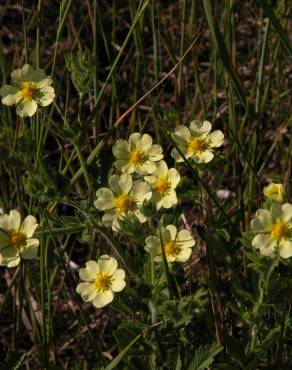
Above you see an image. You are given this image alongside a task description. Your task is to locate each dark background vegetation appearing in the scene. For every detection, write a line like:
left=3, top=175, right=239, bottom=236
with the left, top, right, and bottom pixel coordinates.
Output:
left=0, top=0, right=291, bottom=369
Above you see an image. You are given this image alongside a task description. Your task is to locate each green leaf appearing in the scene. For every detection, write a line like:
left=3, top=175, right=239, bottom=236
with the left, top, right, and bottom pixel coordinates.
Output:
left=202, top=0, right=247, bottom=109
left=257, top=0, right=292, bottom=56
left=187, top=343, right=223, bottom=370
left=104, top=334, right=142, bottom=370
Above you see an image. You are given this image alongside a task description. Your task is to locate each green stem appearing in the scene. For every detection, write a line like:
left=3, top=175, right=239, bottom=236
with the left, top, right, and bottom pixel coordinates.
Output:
left=73, top=142, right=93, bottom=195
left=88, top=0, right=149, bottom=123
left=250, top=259, right=279, bottom=353
left=51, top=0, right=74, bottom=78
left=158, top=227, right=176, bottom=299
left=40, top=217, right=49, bottom=368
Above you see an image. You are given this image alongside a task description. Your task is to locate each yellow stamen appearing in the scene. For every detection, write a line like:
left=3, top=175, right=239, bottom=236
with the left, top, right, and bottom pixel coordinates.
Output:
left=154, top=177, right=171, bottom=196
left=271, top=222, right=288, bottom=241
left=115, top=194, right=135, bottom=214
left=21, top=83, right=37, bottom=99
left=94, top=272, right=112, bottom=292
left=128, top=149, right=145, bottom=167
left=9, top=231, right=26, bottom=249
left=188, top=137, right=207, bottom=153
left=164, top=241, right=181, bottom=257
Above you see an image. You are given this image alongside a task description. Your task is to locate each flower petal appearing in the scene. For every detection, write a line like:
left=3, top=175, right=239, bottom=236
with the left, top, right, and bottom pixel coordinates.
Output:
left=279, top=240, right=292, bottom=259
left=281, top=203, right=292, bottom=222
left=252, top=234, right=276, bottom=256
left=133, top=210, right=147, bottom=223
left=270, top=203, right=284, bottom=221
left=145, top=235, right=160, bottom=256
left=20, top=215, right=38, bottom=237
left=92, top=291, right=114, bottom=308
left=160, top=190, right=178, bottom=209
left=7, top=210, right=21, bottom=231
left=79, top=260, right=100, bottom=281
left=35, top=86, right=55, bottom=106
left=137, top=134, right=153, bottom=151
left=189, top=120, right=212, bottom=136
left=255, top=209, right=273, bottom=226
left=0, top=245, right=19, bottom=259
left=129, top=132, right=142, bottom=147
left=168, top=168, right=180, bottom=188
left=132, top=181, right=151, bottom=204
left=165, top=225, right=177, bottom=240
left=157, top=161, right=169, bottom=177
left=11, top=64, right=35, bottom=84
left=160, top=227, right=172, bottom=244
left=94, top=188, right=115, bottom=211
left=146, top=144, right=163, bottom=161
left=76, top=282, right=98, bottom=302
left=207, top=130, right=224, bottom=147
left=171, top=147, right=188, bottom=163
left=172, top=126, right=191, bottom=144
left=251, top=217, right=268, bottom=232
left=0, top=85, right=22, bottom=105
left=34, top=77, right=52, bottom=88
left=98, top=255, right=118, bottom=275
left=4, top=256, right=21, bottom=268
left=109, top=174, right=132, bottom=195
left=0, top=231, right=9, bottom=249
left=20, top=239, right=39, bottom=259
left=193, top=150, right=214, bottom=163
left=118, top=174, right=133, bottom=194
left=177, top=229, right=195, bottom=248
left=0, top=214, right=10, bottom=230
left=102, top=211, right=117, bottom=228
left=16, top=98, right=38, bottom=117
left=176, top=247, right=192, bottom=262
left=111, top=269, right=126, bottom=292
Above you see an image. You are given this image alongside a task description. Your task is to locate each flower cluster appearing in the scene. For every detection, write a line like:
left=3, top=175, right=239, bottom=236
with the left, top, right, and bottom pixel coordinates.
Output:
left=84, top=123, right=223, bottom=306
left=0, top=64, right=55, bottom=117
left=0, top=117, right=223, bottom=309
left=251, top=183, right=292, bottom=259
left=94, top=132, right=180, bottom=231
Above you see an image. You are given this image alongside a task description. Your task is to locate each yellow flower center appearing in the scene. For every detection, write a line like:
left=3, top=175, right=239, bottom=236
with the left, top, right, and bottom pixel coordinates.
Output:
left=188, top=137, right=207, bottom=153
left=115, top=194, right=135, bottom=214
left=164, top=241, right=181, bottom=257
left=155, top=177, right=171, bottom=196
left=9, top=231, right=26, bottom=249
left=94, top=272, right=112, bottom=292
left=271, top=222, right=288, bottom=241
left=21, top=83, right=37, bottom=99
left=128, top=149, right=145, bottom=167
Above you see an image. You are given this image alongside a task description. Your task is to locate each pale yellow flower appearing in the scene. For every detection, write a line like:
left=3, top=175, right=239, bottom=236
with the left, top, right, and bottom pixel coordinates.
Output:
left=145, top=225, right=195, bottom=262
left=251, top=203, right=292, bottom=259
left=76, top=255, right=126, bottom=308
left=145, top=161, right=180, bottom=210
left=0, top=64, right=55, bottom=117
left=171, top=120, right=224, bottom=164
left=113, top=132, right=163, bottom=175
left=263, top=183, right=285, bottom=203
left=0, top=210, right=39, bottom=267
left=94, top=173, right=152, bottom=231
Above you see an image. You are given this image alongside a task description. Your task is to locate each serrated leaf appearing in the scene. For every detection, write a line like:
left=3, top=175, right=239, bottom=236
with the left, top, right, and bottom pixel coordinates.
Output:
left=0, top=351, right=25, bottom=370
left=187, top=343, right=223, bottom=370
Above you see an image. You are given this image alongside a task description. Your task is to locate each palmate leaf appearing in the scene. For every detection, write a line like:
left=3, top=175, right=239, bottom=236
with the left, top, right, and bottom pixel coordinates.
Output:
left=0, top=351, right=25, bottom=370
left=187, top=343, right=223, bottom=370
